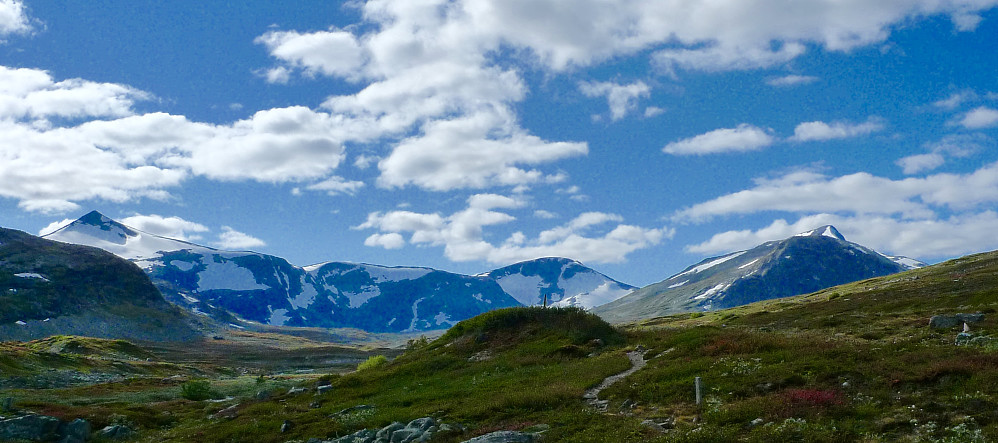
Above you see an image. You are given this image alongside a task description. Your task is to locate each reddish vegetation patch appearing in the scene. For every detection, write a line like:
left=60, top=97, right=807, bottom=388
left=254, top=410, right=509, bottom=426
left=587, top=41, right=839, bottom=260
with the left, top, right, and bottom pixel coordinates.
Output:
left=781, top=388, right=844, bottom=409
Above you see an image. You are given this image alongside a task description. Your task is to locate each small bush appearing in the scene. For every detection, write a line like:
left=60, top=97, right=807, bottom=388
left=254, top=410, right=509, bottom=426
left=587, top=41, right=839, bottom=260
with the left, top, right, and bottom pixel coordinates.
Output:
left=357, top=355, right=388, bottom=371
left=180, top=379, right=221, bottom=401
left=690, top=312, right=704, bottom=319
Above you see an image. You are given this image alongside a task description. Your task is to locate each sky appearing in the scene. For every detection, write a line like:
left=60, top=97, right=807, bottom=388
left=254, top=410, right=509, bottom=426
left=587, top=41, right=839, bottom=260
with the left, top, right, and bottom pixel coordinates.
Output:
left=1, top=0, right=998, bottom=287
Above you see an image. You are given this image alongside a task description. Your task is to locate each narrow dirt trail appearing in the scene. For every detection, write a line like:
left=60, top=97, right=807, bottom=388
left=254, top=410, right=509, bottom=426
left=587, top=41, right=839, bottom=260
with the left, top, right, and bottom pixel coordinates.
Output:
left=583, top=348, right=648, bottom=412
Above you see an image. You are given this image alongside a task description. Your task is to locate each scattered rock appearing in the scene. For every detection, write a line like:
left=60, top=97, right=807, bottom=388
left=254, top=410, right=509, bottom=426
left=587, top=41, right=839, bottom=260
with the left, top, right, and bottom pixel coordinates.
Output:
left=956, top=332, right=975, bottom=345
left=462, top=430, right=537, bottom=443
left=748, top=418, right=765, bottom=428
left=332, top=404, right=375, bottom=416
left=641, top=419, right=667, bottom=433
left=310, top=401, right=322, bottom=409
left=256, top=390, right=271, bottom=400
left=468, top=350, right=493, bottom=362
left=589, top=338, right=604, bottom=347
left=929, top=313, right=985, bottom=329
left=97, top=424, right=136, bottom=440
left=318, top=416, right=451, bottom=443
left=58, top=418, right=91, bottom=443
left=211, top=403, right=239, bottom=420
left=288, top=386, right=308, bottom=395
left=0, top=414, right=62, bottom=441
left=281, top=420, right=293, bottom=433
left=317, top=385, right=333, bottom=395
left=618, top=399, right=635, bottom=413
left=375, top=422, right=405, bottom=441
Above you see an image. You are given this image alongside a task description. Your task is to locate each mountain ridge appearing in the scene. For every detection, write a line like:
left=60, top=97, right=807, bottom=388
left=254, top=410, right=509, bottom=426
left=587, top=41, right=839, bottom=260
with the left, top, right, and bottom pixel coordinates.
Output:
left=593, top=225, right=922, bottom=324
left=43, top=211, right=635, bottom=332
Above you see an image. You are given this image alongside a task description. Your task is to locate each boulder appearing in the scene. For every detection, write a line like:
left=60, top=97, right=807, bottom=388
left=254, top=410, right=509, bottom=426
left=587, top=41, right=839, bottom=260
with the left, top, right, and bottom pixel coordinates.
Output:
left=462, top=430, right=537, bottom=443
left=0, top=415, right=62, bottom=441
left=929, top=313, right=985, bottom=329
left=317, top=385, right=334, bottom=395
left=58, top=419, right=91, bottom=443
left=97, top=424, right=136, bottom=440
left=375, top=422, right=404, bottom=440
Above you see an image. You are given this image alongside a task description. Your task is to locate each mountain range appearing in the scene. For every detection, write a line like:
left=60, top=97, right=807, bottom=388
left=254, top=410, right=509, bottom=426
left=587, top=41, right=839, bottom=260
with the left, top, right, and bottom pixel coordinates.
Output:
left=593, top=225, right=924, bottom=324
left=42, top=211, right=635, bottom=332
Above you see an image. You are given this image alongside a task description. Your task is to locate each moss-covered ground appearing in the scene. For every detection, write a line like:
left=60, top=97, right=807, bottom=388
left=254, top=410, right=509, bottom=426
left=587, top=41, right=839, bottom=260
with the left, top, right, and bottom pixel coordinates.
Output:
left=3, top=251, right=998, bottom=442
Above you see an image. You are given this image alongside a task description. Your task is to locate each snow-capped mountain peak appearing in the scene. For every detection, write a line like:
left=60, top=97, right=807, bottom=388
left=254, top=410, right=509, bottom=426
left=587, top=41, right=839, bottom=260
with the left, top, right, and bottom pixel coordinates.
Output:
left=793, top=225, right=845, bottom=241
left=45, top=211, right=208, bottom=261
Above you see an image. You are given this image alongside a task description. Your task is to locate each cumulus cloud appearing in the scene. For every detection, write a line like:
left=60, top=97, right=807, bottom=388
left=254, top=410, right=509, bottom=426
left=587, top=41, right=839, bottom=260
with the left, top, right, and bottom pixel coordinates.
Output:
left=0, top=0, right=31, bottom=37
left=789, top=117, right=884, bottom=142
left=959, top=106, right=998, bottom=129
left=118, top=214, right=210, bottom=241
left=687, top=212, right=998, bottom=260
left=766, top=75, right=819, bottom=87
left=0, top=67, right=360, bottom=213
left=255, top=29, right=366, bottom=80
left=675, top=161, right=998, bottom=222
left=38, top=218, right=75, bottom=236
left=215, top=226, right=266, bottom=250
left=933, top=90, right=978, bottom=110
left=663, top=124, right=774, bottom=155
left=578, top=80, right=651, bottom=121
left=376, top=110, right=587, bottom=191
left=896, top=134, right=988, bottom=175
left=355, top=194, right=670, bottom=264
left=305, top=176, right=365, bottom=196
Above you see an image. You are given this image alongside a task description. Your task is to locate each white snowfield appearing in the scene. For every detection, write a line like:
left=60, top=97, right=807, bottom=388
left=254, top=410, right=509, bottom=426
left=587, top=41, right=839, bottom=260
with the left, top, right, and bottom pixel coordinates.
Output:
left=14, top=273, right=49, bottom=281
left=672, top=251, right=747, bottom=280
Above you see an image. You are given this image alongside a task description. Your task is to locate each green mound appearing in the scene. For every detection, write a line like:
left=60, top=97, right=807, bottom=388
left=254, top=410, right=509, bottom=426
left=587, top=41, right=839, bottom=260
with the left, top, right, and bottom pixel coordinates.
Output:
left=439, top=306, right=624, bottom=350
left=26, top=335, right=154, bottom=359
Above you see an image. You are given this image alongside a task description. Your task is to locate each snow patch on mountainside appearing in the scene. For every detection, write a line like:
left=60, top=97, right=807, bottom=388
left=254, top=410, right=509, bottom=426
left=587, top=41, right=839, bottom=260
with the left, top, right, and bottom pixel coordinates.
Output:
left=196, top=258, right=268, bottom=291
left=673, top=251, right=747, bottom=279
left=268, top=308, right=290, bottom=326
left=15, top=273, right=49, bottom=281
left=404, top=298, right=426, bottom=332
left=495, top=274, right=548, bottom=306
left=360, top=265, right=433, bottom=283
left=343, top=286, right=381, bottom=308
left=555, top=273, right=632, bottom=309
left=694, top=283, right=729, bottom=300
left=290, top=277, right=318, bottom=309
left=738, top=259, right=759, bottom=269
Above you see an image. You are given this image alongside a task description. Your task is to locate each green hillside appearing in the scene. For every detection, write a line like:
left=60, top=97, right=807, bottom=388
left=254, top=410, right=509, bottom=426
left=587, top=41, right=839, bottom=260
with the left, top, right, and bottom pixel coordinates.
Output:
left=2, top=251, right=997, bottom=442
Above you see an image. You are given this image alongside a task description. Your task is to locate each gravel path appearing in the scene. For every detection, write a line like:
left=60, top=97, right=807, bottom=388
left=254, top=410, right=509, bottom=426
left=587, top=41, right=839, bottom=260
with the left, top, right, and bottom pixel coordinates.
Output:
left=583, top=348, right=648, bottom=412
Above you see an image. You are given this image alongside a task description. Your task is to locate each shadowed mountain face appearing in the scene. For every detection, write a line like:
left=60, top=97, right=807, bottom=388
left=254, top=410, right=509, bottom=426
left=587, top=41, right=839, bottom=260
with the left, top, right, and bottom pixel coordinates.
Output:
left=593, top=226, right=923, bottom=324
left=0, top=227, right=198, bottom=341
left=44, top=211, right=634, bottom=332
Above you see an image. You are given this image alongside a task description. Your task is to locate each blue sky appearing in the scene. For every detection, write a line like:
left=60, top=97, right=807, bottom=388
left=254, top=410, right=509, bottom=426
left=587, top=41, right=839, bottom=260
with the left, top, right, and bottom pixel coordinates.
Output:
left=2, top=0, right=998, bottom=286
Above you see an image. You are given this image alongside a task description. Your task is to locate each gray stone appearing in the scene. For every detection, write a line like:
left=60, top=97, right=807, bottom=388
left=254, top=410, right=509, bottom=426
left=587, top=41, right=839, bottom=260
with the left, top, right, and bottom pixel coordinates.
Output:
left=281, top=420, right=293, bottom=433
left=0, top=414, right=62, bottom=441
left=317, top=384, right=334, bottom=395
left=390, top=427, right=421, bottom=443
left=749, top=418, right=765, bottom=428
left=641, top=419, right=667, bottom=433
left=334, top=404, right=375, bottom=416
left=930, top=313, right=985, bottom=329
left=288, top=386, right=308, bottom=395
left=212, top=403, right=239, bottom=420
left=59, top=418, right=91, bottom=442
left=376, top=422, right=404, bottom=441
left=956, top=332, right=974, bottom=345
left=406, top=417, right=436, bottom=432
left=256, top=390, right=271, bottom=400
left=97, top=424, right=136, bottom=440
left=331, top=428, right=377, bottom=443
left=461, top=430, right=537, bottom=443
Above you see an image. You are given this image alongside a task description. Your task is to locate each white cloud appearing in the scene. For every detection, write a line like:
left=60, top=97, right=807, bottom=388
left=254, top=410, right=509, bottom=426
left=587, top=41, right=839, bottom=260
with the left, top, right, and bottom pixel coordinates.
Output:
left=766, top=75, right=818, bottom=87
left=896, top=153, right=945, bottom=175
left=255, top=29, right=366, bottom=80
left=356, top=194, right=670, bottom=264
left=534, top=209, right=557, bottom=219
left=0, top=0, right=31, bottom=36
left=687, top=212, right=998, bottom=260
left=933, top=90, right=977, bottom=110
left=0, top=66, right=152, bottom=121
left=789, top=117, right=884, bottom=142
left=663, top=124, right=774, bottom=155
left=215, top=226, right=266, bottom=250
left=119, top=214, right=210, bottom=241
left=306, top=176, right=365, bottom=196
left=376, top=109, right=587, bottom=191
left=896, top=134, right=988, bottom=174
left=38, top=218, right=75, bottom=236
left=676, top=161, right=998, bottom=222
left=959, top=106, right=998, bottom=129
left=644, top=106, right=665, bottom=118
left=578, top=80, right=650, bottom=121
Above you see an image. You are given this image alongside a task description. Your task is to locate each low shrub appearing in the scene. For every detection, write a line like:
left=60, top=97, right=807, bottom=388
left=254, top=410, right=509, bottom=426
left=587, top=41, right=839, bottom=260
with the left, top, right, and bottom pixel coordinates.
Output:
left=357, top=355, right=388, bottom=371
left=180, top=379, right=221, bottom=401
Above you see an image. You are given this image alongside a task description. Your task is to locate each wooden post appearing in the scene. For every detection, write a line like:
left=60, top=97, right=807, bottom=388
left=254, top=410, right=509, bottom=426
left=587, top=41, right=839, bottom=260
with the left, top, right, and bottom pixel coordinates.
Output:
left=543, top=293, right=548, bottom=308
left=695, top=377, right=702, bottom=407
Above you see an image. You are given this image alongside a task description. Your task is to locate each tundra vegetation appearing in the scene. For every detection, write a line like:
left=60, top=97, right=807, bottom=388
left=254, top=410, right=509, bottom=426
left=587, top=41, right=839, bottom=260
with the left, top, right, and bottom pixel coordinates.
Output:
left=2, top=251, right=998, bottom=442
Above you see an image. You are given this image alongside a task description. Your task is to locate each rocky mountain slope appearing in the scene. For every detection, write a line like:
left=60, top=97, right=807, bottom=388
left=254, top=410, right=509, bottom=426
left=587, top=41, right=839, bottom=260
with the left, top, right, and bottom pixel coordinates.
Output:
left=0, top=227, right=198, bottom=341
left=594, top=225, right=923, bottom=324
left=44, top=211, right=633, bottom=332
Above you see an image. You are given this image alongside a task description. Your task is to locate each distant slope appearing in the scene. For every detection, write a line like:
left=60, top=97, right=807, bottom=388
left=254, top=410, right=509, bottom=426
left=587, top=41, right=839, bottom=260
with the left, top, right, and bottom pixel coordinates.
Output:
left=594, top=225, right=918, bottom=324
left=486, top=257, right=635, bottom=309
left=0, top=227, right=198, bottom=341
left=45, top=212, right=634, bottom=332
